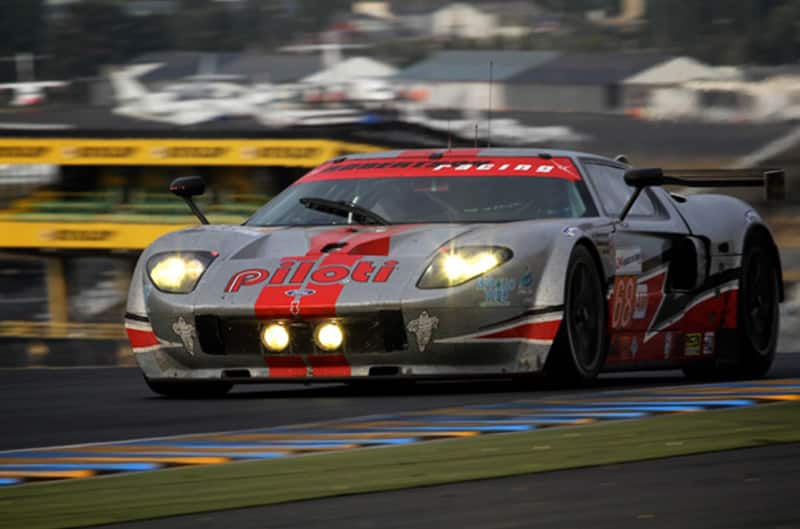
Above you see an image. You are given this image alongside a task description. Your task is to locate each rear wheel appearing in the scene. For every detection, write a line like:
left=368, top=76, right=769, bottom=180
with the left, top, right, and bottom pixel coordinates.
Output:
left=734, top=237, right=779, bottom=377
left=546, top=245, right=608, bottom=383
left=144, top=377, right=233, bottom=398
left=683, top=236, right=779, bottom=380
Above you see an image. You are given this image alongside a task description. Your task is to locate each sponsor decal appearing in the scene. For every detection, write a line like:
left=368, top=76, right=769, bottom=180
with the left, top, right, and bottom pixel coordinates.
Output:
left=303, top=157, right=581, bottom=182
left=615, top=247, right=642, bottom=275
left=703, top=332, right=715, bottom=355
left=0, top=146, right=49, bottom=158
left=663, top=331, right=673, bottom=359
left=285, top=288, right=317, bottom=316
left=225, top=258, right=397, bottom=293
left=243, top=146, right=322, bottom=159
left=433, top=162, right=558, bottom=173
left=407, top=311, right=439, bottom=352
left=611, top=276, right=636, bottom=329
left=42, top=229, right=114, bottom=242
left=684, top=333, right=702, bottom=356
left=63, top=146, right=136, bottom=159
left=152, top=146, right=229, bottom=159
left=633, top=283, right=648, bottom=320
left=562, top=226, right=579, bottom=238
left=476, top=277, right=516, bottom=307
left=518, top=271, right=534, bottom=296
left=172, top=316, right=196, bottom=355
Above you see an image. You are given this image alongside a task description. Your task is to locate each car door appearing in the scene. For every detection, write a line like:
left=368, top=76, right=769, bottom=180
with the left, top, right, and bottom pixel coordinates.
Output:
left=580, top=159, right=694, bottom=364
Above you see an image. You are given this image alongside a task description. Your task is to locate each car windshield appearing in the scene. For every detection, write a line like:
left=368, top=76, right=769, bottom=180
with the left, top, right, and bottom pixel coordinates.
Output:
left=247, top=176, right=591, bottom=226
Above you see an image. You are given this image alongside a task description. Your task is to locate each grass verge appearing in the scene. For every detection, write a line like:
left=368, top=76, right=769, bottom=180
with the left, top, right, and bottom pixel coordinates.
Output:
left=2, top=402, right=800, bottom=529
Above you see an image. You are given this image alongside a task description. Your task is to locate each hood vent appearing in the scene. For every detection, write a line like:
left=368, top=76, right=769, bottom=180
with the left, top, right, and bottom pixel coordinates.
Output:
left=320, top=242, right=348, bottom=253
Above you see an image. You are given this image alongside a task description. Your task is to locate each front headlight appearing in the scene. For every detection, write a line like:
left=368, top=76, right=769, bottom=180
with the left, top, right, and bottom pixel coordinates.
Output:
left=147, top=252, right=215, bottom=293
left=418, top=246, right=512, bottom=289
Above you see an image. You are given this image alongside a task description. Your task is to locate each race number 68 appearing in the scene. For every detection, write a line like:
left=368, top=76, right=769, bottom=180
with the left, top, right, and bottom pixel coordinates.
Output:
left=612, top=276, right=636, bottom=329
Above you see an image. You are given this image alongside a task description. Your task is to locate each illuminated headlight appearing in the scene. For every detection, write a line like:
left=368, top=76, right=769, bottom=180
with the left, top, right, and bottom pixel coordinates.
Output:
left=261, top=323, right=290, bottom=352
left=146, top=252, right=215, bottom=293
left=314, top=321, right=344, bottom=351
left=418, top=246, right=512, bottom=288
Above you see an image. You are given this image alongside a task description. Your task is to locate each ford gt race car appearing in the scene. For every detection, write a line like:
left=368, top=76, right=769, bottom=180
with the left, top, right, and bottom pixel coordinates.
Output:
left=125, top=148, right=784, bottom=397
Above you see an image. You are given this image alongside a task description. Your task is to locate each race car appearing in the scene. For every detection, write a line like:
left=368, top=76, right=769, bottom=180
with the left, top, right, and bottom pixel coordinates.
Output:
left=125, top=148, right=784, bottom=397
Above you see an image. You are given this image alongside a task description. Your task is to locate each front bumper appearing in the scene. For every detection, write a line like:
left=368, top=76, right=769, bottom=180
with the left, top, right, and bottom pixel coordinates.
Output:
left=126, top=308, right=562, bottom=382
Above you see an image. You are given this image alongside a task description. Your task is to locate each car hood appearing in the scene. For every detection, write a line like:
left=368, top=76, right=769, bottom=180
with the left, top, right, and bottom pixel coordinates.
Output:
left=145, top=220, right=570, bottom=318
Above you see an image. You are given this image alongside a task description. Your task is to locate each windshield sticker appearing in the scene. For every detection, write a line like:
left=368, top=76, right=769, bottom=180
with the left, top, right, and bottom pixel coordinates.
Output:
left=301, top=156, right=581, bottom=182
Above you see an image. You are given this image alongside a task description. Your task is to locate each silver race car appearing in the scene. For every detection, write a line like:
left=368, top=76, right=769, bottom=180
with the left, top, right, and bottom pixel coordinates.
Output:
left=126, top=148, right=784, bottom=397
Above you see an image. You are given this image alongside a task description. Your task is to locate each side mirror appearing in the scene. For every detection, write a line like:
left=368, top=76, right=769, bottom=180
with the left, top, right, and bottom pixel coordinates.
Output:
left=618, top=168, right=664, bottom=223
left=623, top=168, right=664, bottom=188
left=169, top=176, right=209, bottom=224
left=169, top=175, right=205, bottom=198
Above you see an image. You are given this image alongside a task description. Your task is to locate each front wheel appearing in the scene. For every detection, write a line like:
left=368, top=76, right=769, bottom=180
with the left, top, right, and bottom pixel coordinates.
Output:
left=144, top=377, right=233, bottom=398
left=546, top=245, right=608, bottom=383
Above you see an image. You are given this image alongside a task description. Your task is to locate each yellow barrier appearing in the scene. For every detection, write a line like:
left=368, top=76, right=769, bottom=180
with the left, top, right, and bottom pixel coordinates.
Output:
left=0, top=221, right=187, bottom=249
left=0, top=138, right=382, bottom=166
left=0, top=321, right=124, bottom=340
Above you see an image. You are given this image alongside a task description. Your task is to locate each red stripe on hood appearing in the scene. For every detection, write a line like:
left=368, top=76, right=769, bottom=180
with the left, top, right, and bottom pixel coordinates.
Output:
left=254, top=227, right=409, bottom=319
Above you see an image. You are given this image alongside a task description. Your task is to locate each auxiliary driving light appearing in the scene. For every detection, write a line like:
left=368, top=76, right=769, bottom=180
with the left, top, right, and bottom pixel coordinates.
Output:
left=261, top=323, right=290, bottom=352
left=314, top=322, right=344, bottom=351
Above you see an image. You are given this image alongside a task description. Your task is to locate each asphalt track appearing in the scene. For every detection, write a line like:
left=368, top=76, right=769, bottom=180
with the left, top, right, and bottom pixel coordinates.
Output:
left=93, top=443, right=800, bottom=529
left=2, top=353, right=799, bottom=451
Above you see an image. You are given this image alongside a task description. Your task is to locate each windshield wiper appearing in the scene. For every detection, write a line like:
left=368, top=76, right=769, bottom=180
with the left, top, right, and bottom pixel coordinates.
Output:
left=299, top=197, right=389, bottom=225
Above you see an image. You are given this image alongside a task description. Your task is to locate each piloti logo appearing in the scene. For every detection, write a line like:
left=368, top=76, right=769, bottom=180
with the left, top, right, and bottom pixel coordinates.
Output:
left=225, top=258, right=397, bottom=293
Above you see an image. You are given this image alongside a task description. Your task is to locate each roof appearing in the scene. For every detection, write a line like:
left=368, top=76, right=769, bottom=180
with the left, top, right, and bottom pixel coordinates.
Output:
left=220, top=53, right=324, bottom=84
left=341, top=147, right=604, bottom=161
left=131, top=51, right=324, bottom=84
left=394, top=50, right=560, bottom=82
left=133, top=52, right=240, bottom=83
left=623, top=57, right=725, bottom=85
left=508, top=52, right=673, bottom=85
left=302, top=57, right=397, bottom=84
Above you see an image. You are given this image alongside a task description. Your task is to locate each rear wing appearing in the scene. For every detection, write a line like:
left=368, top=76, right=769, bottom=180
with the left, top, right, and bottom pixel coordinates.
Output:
left=656, top=169, right=785, bottom=201
left=621, top=167, right=785, bottom=221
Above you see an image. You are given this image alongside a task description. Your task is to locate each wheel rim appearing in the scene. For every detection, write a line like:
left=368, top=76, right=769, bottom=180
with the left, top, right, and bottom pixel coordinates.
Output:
left=744, top=250, right=776, bottom=353
left=567, top=262, right=602, bottom=370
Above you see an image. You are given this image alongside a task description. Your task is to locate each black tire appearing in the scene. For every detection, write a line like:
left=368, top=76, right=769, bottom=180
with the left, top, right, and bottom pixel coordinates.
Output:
left=734, top=237, right=780, bottom=377
left=546, top=244, right=608, bottom=383
left=682, top=235, right=779, bottom=380
left=144, top=377, right=233, bottom=398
